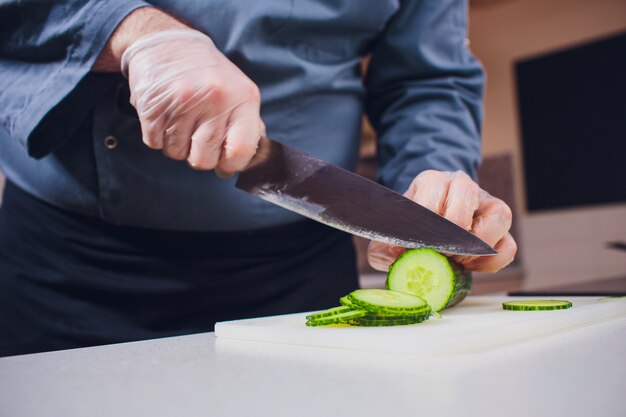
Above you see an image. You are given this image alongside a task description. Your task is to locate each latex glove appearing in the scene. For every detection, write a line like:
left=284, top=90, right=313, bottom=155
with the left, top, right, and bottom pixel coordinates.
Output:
left=121, top=30, right=264, bottom=177
left=368, top=170, right=517, bottom=273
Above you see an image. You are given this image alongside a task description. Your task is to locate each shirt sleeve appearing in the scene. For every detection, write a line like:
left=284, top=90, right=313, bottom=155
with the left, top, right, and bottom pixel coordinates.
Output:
left=0, top=0, right=150, bottom=158
left=365, top=0, right=485, bottom=194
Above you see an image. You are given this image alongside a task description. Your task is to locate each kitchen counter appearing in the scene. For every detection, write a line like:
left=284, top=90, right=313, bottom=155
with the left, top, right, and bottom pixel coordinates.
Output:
left=1, top=296, right=625, bottom=417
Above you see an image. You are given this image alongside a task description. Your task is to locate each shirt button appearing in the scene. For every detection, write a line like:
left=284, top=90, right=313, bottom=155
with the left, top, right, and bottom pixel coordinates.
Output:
left=103, top=135, right=118, bottom=150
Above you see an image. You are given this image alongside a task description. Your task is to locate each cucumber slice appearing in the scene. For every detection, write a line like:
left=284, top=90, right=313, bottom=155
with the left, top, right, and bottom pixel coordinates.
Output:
left=339, top=295, right=359, bottom=309
left=502, top=300, right=573, bottom=311
left=348, top=314, right=429, bottom=327
left=362, top=311, right=431, bottom=321
left=347, top=289, right=431, bottom=315
left=306, top=306, right=352, bottom=321
left=306, top=289, right=435, bottom=327
left=306, top=309, right=367, bottom=326
left=386, top=248, right=472, bottom=312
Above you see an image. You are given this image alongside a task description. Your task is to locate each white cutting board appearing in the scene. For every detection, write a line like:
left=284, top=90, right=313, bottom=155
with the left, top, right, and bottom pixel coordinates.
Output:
left=215, top=296, right=626, bottom=355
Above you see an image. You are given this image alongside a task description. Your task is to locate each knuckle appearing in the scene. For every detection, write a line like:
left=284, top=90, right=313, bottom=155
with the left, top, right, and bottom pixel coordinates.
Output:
left=141, top=126, right=162, bottom=149
left=163, top=146, right=188, bottom=161
left=504, top=234, right=518, bottom=258
left=170, top=80, right=196, bottom=102
left=470, top=214, right=485, bottom=233
left=226, top=142, right=256, bottom=161
left=193, top=129, right=224, bottom=147
left=453, top=170, right=477, bottom=189
left=496, top=200, right=514, bottom=227
left=503, top=205, right=514, bottom=225
left=213, top=168, right=234, bottom=179
left=187, top=158, right=216, bottom=171
left=165, top=136, right=180, bottom=148
left=244, top=82, right=261, bottom=102
left=488, top=235, right=517, bottom=273
left=418, top=169, right=442, bottom=180
left=143, top=137, right=161, bottom=150
left=413, top=170, right=445, bottom=187
left=207, top=85, right=226, bottom=106
left=171, top=153, right=188, bottom=161
left=452, top=169, right=470, bottom=179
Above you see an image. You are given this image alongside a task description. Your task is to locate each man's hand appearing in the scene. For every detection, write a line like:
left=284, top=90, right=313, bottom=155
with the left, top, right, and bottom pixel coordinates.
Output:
left=94, top=8, right=264, bottom=177
left=368, top=170, right=517, bottom=273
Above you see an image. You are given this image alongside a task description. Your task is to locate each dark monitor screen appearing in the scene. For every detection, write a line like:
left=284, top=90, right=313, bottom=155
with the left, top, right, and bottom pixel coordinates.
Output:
left=516, top=32, right=626, bottom=212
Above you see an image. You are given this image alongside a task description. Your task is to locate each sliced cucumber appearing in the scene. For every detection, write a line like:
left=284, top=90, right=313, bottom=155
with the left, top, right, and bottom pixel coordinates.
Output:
left=339, top=295, right=359, bottom=309
left=366, top=311, right=430, bottom=321
left=386, top=248, right=472, bottom=312
left=348, top=315, right=429, bottom=327
left=306, top=289, right=434, bottom=328
left=305, top=306, right=352, bottom=321
left=306, top=309, right=367, bottom=326
left=347, top=289, right=431, bottom=315
left=502, top=300, right=572, bottom=311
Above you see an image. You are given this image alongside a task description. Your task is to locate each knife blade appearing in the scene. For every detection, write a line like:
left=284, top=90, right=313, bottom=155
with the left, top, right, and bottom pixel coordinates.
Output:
left=236, top=137, right=496, bottom=256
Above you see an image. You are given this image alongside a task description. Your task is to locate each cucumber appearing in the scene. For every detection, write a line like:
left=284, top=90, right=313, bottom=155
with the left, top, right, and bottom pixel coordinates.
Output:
left=305, top=306, right=353, bottom=321
left=305, top=309, right=367, bottom=326
left=386, top=248, right=472, bottom=312
left=339, top=295, right=359, bottom=309
left=306, top=289, right=433, bottom=327
left=348, top=309, right=431, bottom=326
left=347, top=289, right=431, bottom=315
left=502, top=300, right=572, bottom=311
left=348, top=316, right=428, bottom=326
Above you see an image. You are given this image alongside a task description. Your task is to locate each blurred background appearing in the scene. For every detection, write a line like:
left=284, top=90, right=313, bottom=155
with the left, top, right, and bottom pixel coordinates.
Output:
left=357, top=0, right=626, bottom=293
left=1, top=0, right=625, bottom=294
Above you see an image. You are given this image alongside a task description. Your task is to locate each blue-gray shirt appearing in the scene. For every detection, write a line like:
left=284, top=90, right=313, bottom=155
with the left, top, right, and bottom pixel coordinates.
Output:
left=0, top=0, right=484, bottom=231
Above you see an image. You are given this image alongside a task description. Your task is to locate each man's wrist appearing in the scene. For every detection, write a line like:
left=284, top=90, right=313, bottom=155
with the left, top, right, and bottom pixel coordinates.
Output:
left=93, top=7, right=191, bottom=72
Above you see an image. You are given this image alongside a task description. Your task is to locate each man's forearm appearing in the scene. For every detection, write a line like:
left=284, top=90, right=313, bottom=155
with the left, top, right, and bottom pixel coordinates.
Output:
left=93, top=7, right=191, bottom=72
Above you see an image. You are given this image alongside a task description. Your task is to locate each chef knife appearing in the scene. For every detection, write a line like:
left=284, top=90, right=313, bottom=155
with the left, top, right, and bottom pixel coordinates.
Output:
left=236, top=137, right=496, bottom=256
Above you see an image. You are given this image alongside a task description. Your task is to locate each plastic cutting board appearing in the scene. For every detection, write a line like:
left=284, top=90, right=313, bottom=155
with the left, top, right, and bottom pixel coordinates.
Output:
left=215, top=296, right=626, bottom=355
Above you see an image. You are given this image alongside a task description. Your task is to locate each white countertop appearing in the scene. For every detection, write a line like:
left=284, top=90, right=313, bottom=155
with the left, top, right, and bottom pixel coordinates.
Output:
left=1, top=297, right=625, bottom=417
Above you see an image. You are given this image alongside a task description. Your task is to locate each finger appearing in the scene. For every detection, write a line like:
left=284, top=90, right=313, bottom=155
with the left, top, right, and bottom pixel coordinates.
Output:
left=162, top=118, right=195, bottom=160
left=442, top=171, right=480, bottom=231
left=451, top=190, right=513, bottom=265
left=405, top=170, right=452, bottom=214
left=160, top=82, right=212, bottom=159
left=214, top=103, right=262, bottom=178
left=135, top=88, right=175, bottom=149
left=187, top=117, right=228, bottom=170
left=460, top=233, right=517, bottom=273
left=367, top=241, right=407, bottom=272
left=470, top=190, right=513, bottom=247
left=259, top=119, right=267, bottom=137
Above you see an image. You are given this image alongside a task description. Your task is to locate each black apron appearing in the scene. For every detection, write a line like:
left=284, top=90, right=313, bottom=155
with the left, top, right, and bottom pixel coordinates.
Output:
left=0, top=181, right=358, bottom=357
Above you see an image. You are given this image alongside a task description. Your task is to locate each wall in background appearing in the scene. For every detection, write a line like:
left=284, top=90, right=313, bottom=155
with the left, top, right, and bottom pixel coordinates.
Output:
left=469, top=0, right=626, bottom=288
left=469, top=0, right=626, bottom=205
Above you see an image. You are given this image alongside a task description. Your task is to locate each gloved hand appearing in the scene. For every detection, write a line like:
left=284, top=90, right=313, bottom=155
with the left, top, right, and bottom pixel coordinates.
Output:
left=368, top=170, right=517, bottom=272
left=121, top=30, right=264, bottom=177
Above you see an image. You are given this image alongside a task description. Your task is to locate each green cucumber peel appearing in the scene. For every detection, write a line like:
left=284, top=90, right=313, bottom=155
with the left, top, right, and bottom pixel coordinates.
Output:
left=502, top=300, right=573, bottom=311
left=306, top=309, right=367, bottom=326
left=306, top=306, right=353, bottom=321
